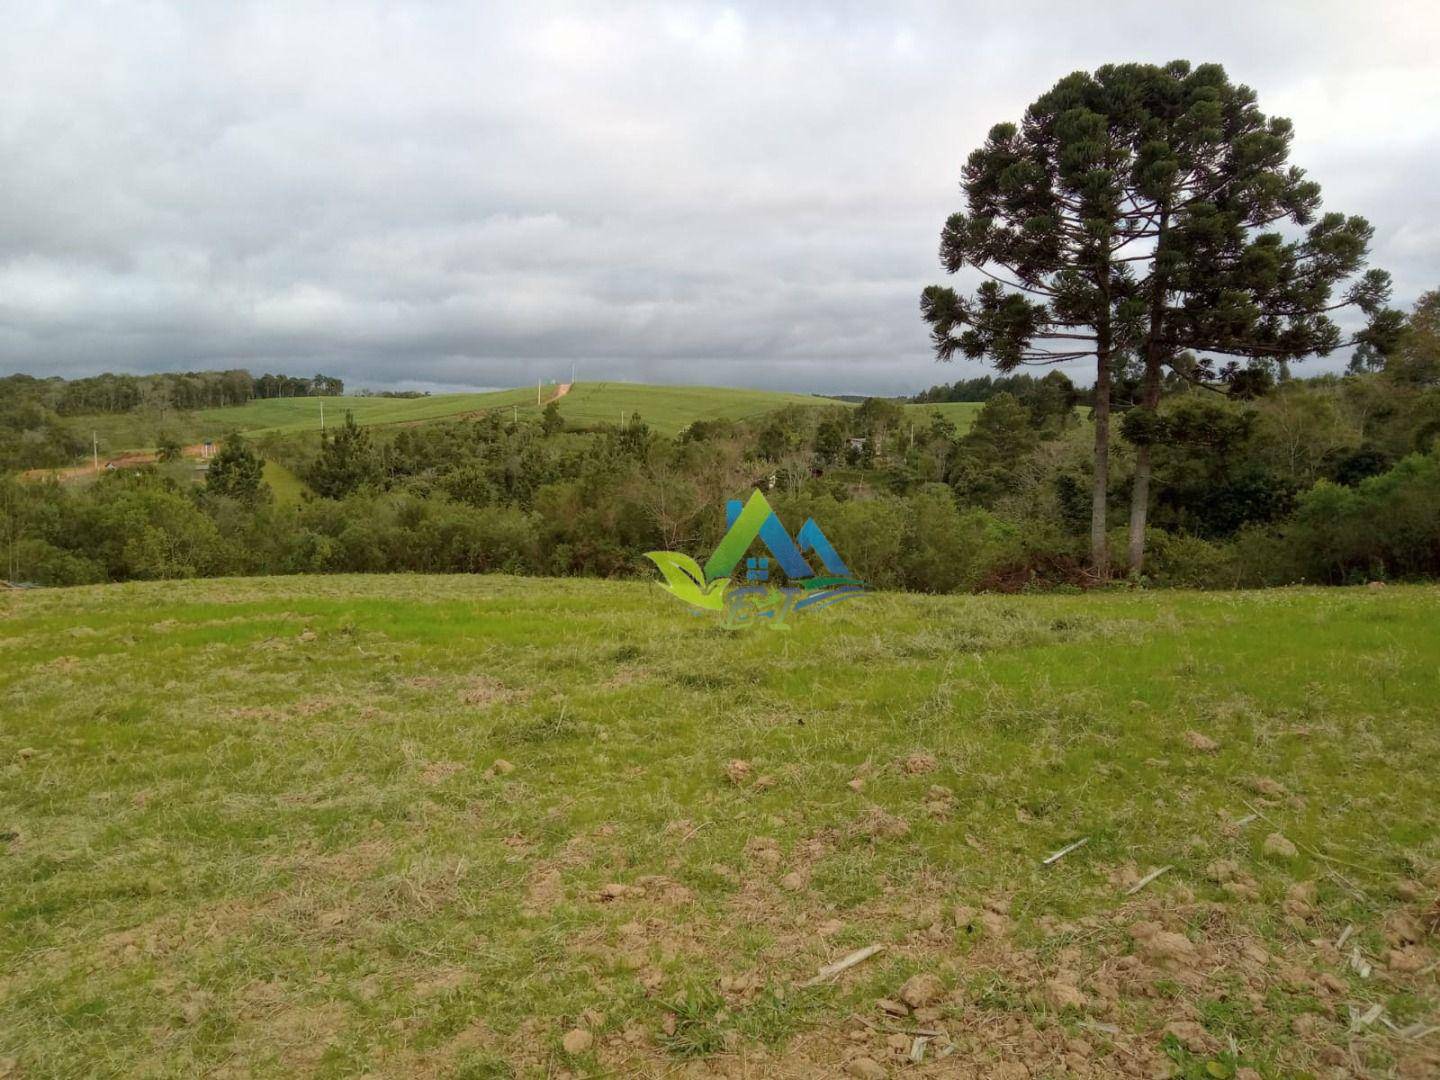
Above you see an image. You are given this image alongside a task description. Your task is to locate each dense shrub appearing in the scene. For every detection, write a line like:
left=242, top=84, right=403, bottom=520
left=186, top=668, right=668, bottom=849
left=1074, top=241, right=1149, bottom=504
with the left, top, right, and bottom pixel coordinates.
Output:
left=1129, top=529, right=1233, bottom=589
left=5, top=363, right=1440, bottom=594
left=1281, top=450, right=1440, bottom=582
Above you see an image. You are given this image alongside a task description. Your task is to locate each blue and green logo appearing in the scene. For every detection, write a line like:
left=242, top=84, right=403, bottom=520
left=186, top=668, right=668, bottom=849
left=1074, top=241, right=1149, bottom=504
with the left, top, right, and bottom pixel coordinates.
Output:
left=645, top=490, right=865, bottom=626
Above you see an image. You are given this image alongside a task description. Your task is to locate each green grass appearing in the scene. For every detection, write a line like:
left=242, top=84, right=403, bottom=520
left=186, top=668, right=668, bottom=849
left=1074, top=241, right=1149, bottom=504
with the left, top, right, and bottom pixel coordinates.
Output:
left=553, top=381, right=842, bottom=435
left=59, top=382, right=882, bottom=453
left=261, top=461, right=309, bottom=506
left=4, top=578, right=1436, bottom=1077
left=60, top=411, right=217, bottom=460
left=57, top=392, right=534, bottom=458
left=903, top=400, right=982, bottom=433
left=196, top=388, right=539, bottom=438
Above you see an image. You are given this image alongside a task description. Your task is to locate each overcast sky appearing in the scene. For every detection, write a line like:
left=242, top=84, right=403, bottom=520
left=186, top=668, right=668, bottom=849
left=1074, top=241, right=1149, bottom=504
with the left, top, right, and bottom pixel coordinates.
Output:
left=2, top=2, right=1437, bottom=395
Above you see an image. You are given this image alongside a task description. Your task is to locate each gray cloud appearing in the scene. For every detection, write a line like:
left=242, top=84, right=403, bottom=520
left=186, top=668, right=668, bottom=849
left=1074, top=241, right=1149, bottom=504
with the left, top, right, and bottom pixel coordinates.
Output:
left=1, top=1, right=1437, bottom=394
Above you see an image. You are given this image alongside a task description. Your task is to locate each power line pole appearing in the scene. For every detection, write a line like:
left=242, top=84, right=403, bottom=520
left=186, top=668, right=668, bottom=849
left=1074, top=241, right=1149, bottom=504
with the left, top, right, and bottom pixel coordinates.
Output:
left=92, top=431, right=98, bottom=471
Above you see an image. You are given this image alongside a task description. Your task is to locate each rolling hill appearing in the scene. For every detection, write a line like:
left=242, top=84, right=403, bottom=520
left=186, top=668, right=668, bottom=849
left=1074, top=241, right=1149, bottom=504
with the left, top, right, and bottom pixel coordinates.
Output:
left=556, top=381, right=838, bottom=434
left=54, top=382, right=982, bottom=457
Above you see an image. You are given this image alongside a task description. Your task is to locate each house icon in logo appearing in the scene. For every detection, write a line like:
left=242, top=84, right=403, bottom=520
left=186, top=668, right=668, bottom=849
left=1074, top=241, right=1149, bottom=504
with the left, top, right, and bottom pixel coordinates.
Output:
left=645, top=490, right=865, bottom=621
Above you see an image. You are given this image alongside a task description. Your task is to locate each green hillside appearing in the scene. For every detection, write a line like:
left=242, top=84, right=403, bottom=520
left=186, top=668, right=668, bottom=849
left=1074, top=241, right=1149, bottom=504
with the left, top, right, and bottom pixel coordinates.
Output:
left=56, top=389, right=533, bottom=456
left=55, top=382, right=947, bottom=454
left=195, top=387, right=537, bottom=438
left=3, top=576, right=1436, bottom=1077
left=903, top=399, right=982, bottom=433
left=260, top=460, right=309, bottom=505
left=555, top=381, right=841, bottom=434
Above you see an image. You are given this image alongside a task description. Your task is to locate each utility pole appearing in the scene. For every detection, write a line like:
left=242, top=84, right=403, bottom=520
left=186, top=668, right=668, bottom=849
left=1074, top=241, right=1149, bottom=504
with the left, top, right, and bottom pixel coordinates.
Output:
left=537, top=377, right=542, bottom=406
left=92, top=431, right=98, bottom=471
left=571, top=361, right=576, bottom=385
left=320, top=399, right=325, bottom=433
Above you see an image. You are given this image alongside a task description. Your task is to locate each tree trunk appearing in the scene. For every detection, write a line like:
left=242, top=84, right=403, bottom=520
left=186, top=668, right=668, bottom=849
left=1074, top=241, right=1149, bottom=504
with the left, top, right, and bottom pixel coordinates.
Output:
left=1090, top=316, right=1113, bottom=580
left=1127, top=209, right=1170, bottom=576
left=1125, top=366, right=1163, bottom=572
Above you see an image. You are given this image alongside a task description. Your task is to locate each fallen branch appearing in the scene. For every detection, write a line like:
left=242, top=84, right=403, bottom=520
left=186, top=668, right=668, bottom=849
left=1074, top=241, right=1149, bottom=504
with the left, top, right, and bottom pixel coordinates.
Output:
left=801, top=944, right=883, bottom=987
left=1042, top=837, right=1088, bottom=866
left=1349, top=1002, right=1384, bottom=1032
left=909, top=1035, right=930, bottom=1064
left=851, top=1013, right=942, bottom=1038
left=1349, top=946, right=1373, bottom=979
left=1124, top=865, right=1172, bottom=896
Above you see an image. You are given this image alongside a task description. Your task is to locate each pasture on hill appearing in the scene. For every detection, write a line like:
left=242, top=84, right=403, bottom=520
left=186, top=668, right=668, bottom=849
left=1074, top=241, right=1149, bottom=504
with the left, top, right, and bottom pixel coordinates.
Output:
left=52, top=382, right=978, bottom=460
left=2, top=577, right=1437, bottom=1078
left=195, top=388, right=540, bottom=438
left=51, top=389, right=533, bottom=460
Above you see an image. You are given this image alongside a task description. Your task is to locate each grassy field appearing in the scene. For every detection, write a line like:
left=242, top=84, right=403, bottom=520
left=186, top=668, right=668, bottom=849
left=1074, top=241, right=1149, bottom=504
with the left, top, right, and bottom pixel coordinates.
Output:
left=4, top=578, right=1436, bottom=1078
left=56, top=392, right=527, bottom=457
left=902, top=400, right=982, bottom=434
left=555, top=382, right=840, bottom=435
left=261, top=461, right=309, bottom=506
left=57, top=384, right=981, bottom=457
left=60, top=412, right=218, bottom=460
left=195, top=389, right=540, bottom=439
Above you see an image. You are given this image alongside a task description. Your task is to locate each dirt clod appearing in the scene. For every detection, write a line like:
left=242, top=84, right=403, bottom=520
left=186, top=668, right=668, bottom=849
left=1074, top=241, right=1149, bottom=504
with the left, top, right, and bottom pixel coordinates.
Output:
left=1249, top=776, right=1287, bottom=799
left=898, top=972, right=944, bottom=1009
left=1205, top=859, right=1241, bottom=883
left=901, top=752, right=937, bottom=775
left=1129, top=921, right=1197, bottom=967
left=1262, top=832, right=1298, bottom=860
left=851, top=806, right=910, bottom=841
left=1043, top=976, right=1087, bottom=1011
left=725, top=759, right=752, bottom=785
left=1283, top=880, right=1317, bottom=919
left=561, top=1028, right=593, bottom=1054
left=1387, top=947, right=1426, bottom=972
left=1385, top=910, right=1424, bottom=946
left=1164, top=1019, right=1219, bottom=1054
left=847, top=1057, right=886, bottom=1079
left=1183, top=730, right=1220, bottom=752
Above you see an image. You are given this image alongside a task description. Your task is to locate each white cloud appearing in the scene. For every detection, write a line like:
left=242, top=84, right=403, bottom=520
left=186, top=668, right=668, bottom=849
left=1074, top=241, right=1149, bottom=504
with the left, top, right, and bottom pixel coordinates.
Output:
left=0, top=0, right=1436, bottom=394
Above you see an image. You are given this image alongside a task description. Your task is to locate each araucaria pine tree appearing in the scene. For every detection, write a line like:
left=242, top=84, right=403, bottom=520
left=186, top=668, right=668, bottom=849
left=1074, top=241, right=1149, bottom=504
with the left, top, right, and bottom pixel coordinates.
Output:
left=922, top=62, right=1402, bottom=578
left=1104, top=62, right=1402, bottom=573
left=921, top=69, right=1138, bottom=578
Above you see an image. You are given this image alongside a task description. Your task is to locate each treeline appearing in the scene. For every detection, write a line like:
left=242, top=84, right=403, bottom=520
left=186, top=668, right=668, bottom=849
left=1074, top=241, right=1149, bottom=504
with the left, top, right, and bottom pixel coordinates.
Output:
left=5, top=369, right=345, bottom=414
left=912, top=372, right=1079, bottom=406
left=4, top=351, right=1438, bottom=590
left=0, top=369, right=345, bottom=471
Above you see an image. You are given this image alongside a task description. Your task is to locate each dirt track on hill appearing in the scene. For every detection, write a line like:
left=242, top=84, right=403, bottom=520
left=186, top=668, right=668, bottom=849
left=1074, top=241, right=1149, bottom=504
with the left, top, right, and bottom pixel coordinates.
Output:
left=21, top=443, right=209, bottom=482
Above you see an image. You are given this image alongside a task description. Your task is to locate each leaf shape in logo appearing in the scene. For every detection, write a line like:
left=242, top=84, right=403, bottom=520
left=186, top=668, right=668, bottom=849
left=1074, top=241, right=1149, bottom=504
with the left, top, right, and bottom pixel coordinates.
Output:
left=644, top=551, right=731, bottom=611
